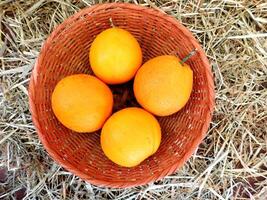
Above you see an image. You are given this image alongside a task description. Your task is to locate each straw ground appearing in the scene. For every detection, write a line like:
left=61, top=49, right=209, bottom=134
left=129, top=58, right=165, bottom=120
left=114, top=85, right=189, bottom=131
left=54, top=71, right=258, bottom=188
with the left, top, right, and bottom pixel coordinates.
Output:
left=0, top=0, right=266, bottom=199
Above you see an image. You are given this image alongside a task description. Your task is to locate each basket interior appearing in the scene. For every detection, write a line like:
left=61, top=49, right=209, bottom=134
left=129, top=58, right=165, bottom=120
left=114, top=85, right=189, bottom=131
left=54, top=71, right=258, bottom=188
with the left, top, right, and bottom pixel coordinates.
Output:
left=32, top=5, right=212, bottom=187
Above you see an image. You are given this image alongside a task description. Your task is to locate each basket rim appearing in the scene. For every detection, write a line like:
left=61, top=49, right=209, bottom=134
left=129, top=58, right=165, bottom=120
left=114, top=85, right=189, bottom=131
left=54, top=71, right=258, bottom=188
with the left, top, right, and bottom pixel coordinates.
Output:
left=28, top=2, right=215, bottom=188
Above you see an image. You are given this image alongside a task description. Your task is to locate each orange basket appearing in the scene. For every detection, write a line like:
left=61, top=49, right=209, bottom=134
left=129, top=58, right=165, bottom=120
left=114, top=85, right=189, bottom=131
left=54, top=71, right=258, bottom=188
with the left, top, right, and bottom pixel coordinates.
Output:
left=29, top=3, right=214, bottom=188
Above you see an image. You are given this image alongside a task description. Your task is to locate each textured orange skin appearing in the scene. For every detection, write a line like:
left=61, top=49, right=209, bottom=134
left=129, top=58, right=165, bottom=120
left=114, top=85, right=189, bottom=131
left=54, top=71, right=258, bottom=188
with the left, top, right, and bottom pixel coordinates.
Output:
left=89, top=27, right=142, bottom=84
left=51, top=74, right=113, bottom=133
left=134, top=55, right=193, bottom=116
left=101, top=107, right=161, bottom=167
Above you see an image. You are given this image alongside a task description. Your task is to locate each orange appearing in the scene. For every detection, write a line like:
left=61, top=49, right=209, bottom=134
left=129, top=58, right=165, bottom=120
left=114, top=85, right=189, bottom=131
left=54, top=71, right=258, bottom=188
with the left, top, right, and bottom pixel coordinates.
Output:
left=134, top=55, right=193, bottom=116
left=51, top=74, right=113, bottom=133
left=89, top=27, right=142, bottom=84
left=101, top=107, right=161, bottom=167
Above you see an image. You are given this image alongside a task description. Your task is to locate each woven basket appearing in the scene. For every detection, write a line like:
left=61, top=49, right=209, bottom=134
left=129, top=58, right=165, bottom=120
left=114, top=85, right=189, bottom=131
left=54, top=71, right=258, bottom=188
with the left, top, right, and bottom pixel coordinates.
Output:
left=29, top=3, right=214, bottom=188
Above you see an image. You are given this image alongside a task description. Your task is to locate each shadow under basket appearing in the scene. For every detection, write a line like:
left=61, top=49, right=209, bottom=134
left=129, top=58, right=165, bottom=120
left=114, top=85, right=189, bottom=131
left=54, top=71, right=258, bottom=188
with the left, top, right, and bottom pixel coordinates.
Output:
left=29, top=3, right=215, bottom=188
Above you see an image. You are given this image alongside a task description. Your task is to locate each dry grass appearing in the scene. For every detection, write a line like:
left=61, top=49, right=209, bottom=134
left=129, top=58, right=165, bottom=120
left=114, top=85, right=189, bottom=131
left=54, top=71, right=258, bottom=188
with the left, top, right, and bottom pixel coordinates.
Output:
left=0, top=0, right=267, bottom=199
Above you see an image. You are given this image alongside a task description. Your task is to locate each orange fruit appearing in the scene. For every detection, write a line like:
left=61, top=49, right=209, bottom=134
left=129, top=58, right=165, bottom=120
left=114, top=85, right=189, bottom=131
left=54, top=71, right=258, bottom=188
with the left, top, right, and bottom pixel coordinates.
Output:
left=89, top=27, right=142, bottom=84
left=51, top=74, right=113, bottom=133
left=134, top=55, right=193, bottom=116
left=101, top=107, right=161, bottom=167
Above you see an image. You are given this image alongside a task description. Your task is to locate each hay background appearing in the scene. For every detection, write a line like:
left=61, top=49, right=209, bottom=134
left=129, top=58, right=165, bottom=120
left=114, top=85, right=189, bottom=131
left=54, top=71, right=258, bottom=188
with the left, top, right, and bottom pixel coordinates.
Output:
left=0, top=0, right=266, bottom=199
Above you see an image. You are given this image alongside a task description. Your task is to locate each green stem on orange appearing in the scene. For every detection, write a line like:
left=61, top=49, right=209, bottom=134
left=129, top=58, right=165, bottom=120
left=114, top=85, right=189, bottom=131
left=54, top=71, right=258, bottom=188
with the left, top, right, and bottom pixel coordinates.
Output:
left=180, top=48, right=198, bottom=66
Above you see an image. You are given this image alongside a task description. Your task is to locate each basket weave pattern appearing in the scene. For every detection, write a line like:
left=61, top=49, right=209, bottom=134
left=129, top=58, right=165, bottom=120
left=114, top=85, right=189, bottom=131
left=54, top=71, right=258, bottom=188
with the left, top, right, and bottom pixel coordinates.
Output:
left=29, top=3, right=214, bottom=188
